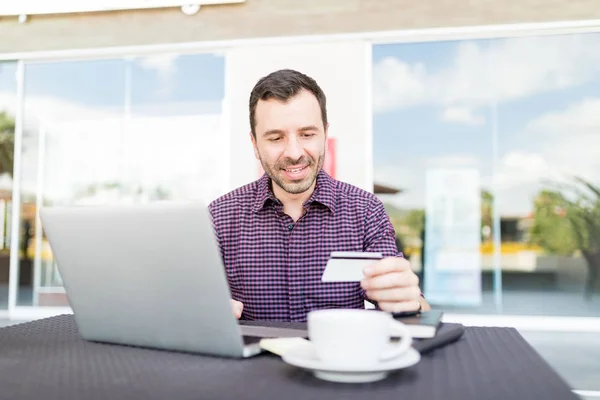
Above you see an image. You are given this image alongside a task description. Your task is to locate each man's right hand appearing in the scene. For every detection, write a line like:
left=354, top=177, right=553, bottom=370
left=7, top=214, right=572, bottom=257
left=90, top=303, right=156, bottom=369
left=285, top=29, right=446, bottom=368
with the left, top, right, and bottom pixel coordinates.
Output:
left=231, top=299, right=243, bottom=319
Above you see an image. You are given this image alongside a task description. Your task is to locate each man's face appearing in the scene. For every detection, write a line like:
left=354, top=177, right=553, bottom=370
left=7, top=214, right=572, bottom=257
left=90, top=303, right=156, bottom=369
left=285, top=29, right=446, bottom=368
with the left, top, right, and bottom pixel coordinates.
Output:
left=251, top=89, right=327, bottom=195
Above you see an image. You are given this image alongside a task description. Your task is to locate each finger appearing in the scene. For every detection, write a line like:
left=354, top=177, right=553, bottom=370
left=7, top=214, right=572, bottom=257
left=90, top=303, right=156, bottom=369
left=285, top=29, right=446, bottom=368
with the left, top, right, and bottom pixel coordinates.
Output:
left=377, top=300, right=422, bottom=313
left=231, top=299, right=243, bottom=319
left=363, top=257, right=411, bottom=277
left=361, top=270, right=419, bottom=290
left=235, top=304, right=243, bottom=319
left=365, top=286, right=422, bottom=302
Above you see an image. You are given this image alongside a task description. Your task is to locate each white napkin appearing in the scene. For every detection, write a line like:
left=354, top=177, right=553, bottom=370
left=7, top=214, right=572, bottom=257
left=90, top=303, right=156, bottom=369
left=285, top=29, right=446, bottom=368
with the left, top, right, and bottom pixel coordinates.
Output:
left=259, top=337, right=310, bottom=356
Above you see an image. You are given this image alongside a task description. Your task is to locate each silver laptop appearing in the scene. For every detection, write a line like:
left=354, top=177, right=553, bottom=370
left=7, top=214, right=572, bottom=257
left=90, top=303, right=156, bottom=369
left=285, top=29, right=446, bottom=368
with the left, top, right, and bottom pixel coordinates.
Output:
left=40, top=202, right=307, bottom=358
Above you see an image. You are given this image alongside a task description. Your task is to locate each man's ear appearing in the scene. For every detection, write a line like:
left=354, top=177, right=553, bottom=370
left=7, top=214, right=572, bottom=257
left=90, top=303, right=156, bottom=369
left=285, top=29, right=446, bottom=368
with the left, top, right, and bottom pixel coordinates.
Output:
left=250, top=131, right=260, bottom=160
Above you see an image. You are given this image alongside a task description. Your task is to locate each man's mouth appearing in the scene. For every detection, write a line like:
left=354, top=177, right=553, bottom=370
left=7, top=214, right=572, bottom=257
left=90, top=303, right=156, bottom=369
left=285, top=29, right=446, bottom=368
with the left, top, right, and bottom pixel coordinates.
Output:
left=284, top=165, right=308, bottom=173
left=281, top=164, right=310, bottom=180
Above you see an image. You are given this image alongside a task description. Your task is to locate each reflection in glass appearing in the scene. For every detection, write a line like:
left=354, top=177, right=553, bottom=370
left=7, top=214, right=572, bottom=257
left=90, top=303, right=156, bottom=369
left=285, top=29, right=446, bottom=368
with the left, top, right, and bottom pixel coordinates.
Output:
left=373, top=32, right=600, bottom=316
left=372, top=39, right=496, bottom=309
left=17, top=53, right=226, bottom=308
left=494, top=33, right=600, bottom=315
left=19, top=58, right=127, bottom=306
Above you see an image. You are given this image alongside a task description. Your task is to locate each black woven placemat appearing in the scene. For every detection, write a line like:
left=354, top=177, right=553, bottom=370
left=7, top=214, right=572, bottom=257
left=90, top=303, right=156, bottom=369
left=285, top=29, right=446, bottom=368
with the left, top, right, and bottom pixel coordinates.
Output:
left=0, top=315, right=577, bottom=400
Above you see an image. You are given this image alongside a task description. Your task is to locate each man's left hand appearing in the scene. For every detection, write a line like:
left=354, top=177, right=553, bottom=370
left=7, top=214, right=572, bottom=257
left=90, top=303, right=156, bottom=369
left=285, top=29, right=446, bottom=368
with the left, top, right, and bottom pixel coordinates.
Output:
left=360, top=257, right=428, bottom=312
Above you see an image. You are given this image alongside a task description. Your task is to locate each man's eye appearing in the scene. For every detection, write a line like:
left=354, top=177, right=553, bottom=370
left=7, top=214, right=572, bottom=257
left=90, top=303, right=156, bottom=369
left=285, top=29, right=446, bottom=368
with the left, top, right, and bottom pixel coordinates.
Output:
left=301, top=133, right=315, bottom=138
left=268, top=137, right=282, bottom=142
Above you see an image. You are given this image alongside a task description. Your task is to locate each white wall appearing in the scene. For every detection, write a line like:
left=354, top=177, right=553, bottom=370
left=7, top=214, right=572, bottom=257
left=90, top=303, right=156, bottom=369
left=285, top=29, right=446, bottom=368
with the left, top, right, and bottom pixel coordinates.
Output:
left=225, top=40, right=372, bottom=192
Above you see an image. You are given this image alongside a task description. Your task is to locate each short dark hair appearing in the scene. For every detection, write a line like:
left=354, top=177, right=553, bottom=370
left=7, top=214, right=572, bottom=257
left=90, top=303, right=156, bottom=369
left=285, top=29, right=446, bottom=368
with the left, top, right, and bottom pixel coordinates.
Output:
left=249, top=69, right=327, bottom=137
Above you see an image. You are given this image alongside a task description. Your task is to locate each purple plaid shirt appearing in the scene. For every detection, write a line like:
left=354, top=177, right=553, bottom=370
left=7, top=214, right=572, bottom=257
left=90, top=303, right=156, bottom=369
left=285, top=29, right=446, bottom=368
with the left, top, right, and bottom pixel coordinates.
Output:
left=208, top=170, right=400, bottom=322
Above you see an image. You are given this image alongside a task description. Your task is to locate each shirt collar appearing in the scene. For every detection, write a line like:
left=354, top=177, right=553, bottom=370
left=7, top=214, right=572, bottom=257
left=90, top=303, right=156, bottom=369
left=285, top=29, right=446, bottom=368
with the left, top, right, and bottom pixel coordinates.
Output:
left=252, top=169, right=337, bottom=214
left=252, top=173, right=276, bottom=212
left=306, top=170, right=337, bottom=214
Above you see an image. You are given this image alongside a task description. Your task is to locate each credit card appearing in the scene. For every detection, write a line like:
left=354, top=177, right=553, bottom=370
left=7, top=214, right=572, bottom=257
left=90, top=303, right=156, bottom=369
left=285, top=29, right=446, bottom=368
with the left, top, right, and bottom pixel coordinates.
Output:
left=321, top=252, right=383, bottom=282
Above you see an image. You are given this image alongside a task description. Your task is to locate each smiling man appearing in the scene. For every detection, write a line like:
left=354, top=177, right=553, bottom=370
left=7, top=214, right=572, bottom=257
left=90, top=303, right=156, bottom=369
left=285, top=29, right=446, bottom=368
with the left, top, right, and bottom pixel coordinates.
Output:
left=209, top=69, right=429, bottom=322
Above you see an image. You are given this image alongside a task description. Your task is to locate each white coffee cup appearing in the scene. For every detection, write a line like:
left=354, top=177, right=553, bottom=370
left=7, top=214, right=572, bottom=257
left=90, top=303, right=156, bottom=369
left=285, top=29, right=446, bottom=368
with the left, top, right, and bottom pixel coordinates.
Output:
left=307, top=309, right=412, bottom=368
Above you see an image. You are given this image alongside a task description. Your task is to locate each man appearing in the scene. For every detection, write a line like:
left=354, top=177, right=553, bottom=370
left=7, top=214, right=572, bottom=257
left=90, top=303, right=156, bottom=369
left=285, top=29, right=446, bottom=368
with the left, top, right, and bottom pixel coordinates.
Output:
left=209, top=69, right=429, bottom=322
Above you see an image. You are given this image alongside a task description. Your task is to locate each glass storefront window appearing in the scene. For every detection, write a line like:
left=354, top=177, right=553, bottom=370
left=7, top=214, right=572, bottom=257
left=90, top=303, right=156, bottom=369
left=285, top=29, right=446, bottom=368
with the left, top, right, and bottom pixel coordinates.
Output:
left=373, top=33, right=600, bottom=316
left=13, top=52, right=226, bottom=308
left=372, top=39, right=497, bottom=310
left=494, top=33, right=600, bottom=316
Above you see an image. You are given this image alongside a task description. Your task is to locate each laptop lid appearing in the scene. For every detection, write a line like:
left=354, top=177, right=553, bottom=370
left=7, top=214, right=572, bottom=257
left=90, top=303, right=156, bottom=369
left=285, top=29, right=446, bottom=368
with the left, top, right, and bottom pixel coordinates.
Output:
left=40, top=202, right=248, bottom=358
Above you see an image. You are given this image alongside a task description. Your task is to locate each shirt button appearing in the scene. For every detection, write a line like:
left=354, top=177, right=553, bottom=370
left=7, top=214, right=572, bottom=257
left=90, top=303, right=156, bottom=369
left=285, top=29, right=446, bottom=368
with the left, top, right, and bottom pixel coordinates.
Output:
left=287, top=224, right=294, bottom=231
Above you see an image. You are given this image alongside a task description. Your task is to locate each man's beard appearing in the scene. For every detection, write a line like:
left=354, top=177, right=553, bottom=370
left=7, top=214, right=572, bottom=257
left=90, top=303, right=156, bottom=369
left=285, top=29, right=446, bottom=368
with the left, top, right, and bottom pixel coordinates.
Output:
left=260, top=152, right=325, bottom=195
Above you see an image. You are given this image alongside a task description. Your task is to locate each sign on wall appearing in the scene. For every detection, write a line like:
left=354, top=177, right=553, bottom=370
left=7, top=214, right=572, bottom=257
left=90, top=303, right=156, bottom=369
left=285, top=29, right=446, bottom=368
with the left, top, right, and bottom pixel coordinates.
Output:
left=423, top=168, right=482, bottom=306
left=0, top=0, right=245, bottom=16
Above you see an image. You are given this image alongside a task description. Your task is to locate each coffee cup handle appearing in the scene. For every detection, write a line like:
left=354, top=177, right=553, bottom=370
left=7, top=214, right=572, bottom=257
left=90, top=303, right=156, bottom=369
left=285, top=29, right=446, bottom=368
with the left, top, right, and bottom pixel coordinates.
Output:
left=381, top=320, right=412, bottom=361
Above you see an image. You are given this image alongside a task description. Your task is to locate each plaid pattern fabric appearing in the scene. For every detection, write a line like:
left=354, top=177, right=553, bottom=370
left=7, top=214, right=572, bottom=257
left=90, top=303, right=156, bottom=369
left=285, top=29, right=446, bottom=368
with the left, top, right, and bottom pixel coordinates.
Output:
left=208, top=170, right=401, bottom=322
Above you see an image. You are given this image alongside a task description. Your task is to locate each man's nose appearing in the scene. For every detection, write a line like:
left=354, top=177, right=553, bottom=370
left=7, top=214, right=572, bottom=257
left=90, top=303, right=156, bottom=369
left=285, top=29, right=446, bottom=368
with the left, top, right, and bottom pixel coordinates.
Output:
left=283, top=137, right=303, bottom=161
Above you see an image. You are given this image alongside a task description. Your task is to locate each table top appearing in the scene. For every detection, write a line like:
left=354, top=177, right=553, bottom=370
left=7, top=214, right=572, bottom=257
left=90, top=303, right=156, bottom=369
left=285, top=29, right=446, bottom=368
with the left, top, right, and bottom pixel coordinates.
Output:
left=0, top=315, right=577, bottom=400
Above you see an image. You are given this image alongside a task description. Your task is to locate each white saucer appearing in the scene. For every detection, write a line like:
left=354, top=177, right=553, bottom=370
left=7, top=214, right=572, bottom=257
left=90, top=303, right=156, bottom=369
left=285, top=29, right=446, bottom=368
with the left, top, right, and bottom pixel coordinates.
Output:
left=281, top=342, right=421, bottom=383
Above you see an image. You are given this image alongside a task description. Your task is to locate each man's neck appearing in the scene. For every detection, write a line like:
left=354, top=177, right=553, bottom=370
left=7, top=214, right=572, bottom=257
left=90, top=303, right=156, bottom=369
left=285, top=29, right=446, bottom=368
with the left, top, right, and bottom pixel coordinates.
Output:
left=272, top=181, right=316, bottom=222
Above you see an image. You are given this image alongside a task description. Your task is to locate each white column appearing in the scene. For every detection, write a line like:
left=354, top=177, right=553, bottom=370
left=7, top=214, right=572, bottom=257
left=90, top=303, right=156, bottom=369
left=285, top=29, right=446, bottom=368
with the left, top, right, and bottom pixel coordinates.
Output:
left=225, top=41, right=372, bottom=192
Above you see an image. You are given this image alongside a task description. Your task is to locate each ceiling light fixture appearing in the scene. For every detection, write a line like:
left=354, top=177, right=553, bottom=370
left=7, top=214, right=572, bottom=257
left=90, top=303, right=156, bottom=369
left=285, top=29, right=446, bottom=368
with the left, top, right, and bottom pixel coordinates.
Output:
left=181, top=4, right=201, bottom=15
